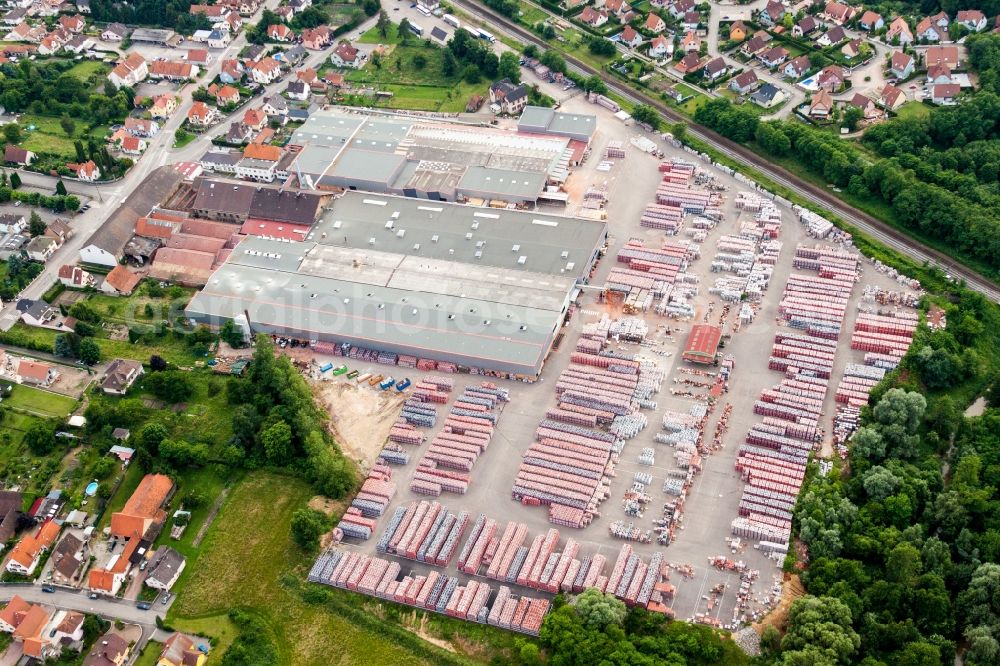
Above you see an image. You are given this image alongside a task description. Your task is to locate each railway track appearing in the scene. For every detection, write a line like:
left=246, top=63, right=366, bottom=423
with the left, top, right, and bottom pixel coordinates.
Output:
left=452, top=0, right=1000, bottom=302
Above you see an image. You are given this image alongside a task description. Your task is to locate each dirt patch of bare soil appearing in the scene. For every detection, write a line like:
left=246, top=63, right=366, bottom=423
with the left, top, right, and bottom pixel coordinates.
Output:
left=308, top=495, right=346, bottom=517
left=311, top=379, right=406, bottom=471
left=753, top=573, right=806, bottom=635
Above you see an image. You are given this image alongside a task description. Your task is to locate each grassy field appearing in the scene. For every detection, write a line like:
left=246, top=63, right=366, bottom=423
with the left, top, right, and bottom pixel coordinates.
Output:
left=152, top=466, right=231, bottom=559
left=64, top=60, right=110, bottom=82
left=895, top=100, right=931, bottom=120
left=358, top=22, right=399, bottom=44
left=166, top=473, right=527, bottom=665
left=19, top=114, right=109, bottom=160
left=133, top=641, right=163, bottom=666
left=0, top=382, right=78, bottom=417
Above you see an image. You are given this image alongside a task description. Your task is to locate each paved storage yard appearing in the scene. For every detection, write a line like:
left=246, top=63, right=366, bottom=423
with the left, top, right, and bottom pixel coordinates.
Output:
left=307, top=94, right=919, bottom=630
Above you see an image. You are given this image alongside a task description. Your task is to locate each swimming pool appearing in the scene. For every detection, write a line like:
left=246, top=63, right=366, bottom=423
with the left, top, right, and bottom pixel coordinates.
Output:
left=85, top=481, right=98, bottom=496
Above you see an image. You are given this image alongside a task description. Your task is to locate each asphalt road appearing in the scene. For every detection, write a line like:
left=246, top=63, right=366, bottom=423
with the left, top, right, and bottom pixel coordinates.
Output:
left=0, top=584, right=166, bottom=627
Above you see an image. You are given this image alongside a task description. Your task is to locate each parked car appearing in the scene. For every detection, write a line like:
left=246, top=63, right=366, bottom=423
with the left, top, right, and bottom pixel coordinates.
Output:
left=136, top=602, right=151, bottom=610
left=41, top=586, right=55, bottom=593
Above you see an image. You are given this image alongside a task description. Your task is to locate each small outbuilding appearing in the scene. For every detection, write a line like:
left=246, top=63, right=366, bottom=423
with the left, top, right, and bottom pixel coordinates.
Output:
left=682, top=324, right=722, bottom=364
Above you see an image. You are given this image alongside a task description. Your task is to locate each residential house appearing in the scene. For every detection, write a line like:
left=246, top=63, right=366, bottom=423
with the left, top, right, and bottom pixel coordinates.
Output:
left=324, top=71, right=345, bottom=88
left=330, top=41, right=364, bottom=68
left=267, top=23, right=293, bottom=42
left=191, top=29, right=213, bottom=43
left=666, top=0, right=694, bottom=20
left=793, top=16, right=819, bottom=37
left=783, top=55, right=811, bottom=79
left=859, top=11, right=884, bottom=31
left=275, top=45, right=306, bottom=67
left=674, top=52, right=703, bottom=74
left=619, top=25, right=643, bottom=48
left=926, top=63, right=952, bottom=84
left=108, top=52, right=147, bottom=89
left=841, top=38, right=863, bottom=59
left=886, top=16, right=914, bottom=45
left=284, top=80, right=309, bottom=101
left=100, top=358, right=144, bottom=394
left=15, top=359, right=59, bottom=387
left=63, top=34, right=95, bottom=54
left=644, top=13, right=666, bottom=34
left=489, top=78, right=528, bottom=114
left=187, top=48, right=211, bottom=67
left=758, top=1, right=785, bottom=26
left=208, top=29, right=231, bottom=49
left=4, top=145, right=35, bottom=165
left=101, top=264, right=141, bottom=296
left=262, top=95, right=288, bottom=117
left=187, top=101, right=218, bottom=126
left=878, top=83, right=905, bottom=109
left=729, top=20, right=747, bottom=42
left=26, top=236, right=57, bottom=262
left=119, top=136, right=146, bottom=155
left=58, top=14, right=85, bottom=33
left=759, top=46, right=789, bottom=68
left=818, top=64, right=846, bottom=91
left=215, top=84, right=240, bottom=106
left=808, top=88, right=834, bottom=117
left=190, top=3, right=231, bottom=23
left=890, top=51, right=915, bottom=79
left=6, top=22, right=45, bottom=43
left=101, top=22, right=128, bottom=41
left=729, top=69, right=759, bottom=94
left=0, top=213, right=25, bottom=234
left=44, top=219, right=72, bottom=246
left=244, top=43, right=266, bottom=61
left=751, top=82, right=785, bottom=108
left=150, top=60, right=198, bottom=81
left=200, top=150, right=241, bottom=174
left=5, top=520, right=59, bottom=575
left=57, top=264, right=94, bottom=288
left=3, top=9, right=26, bottom=26
left=648, top=35, right=670, bottom=59
left=38, top=31, right=69, bottom=55
left=925, top=45, right=961, bottom=68
left=50, top=533, right=86, bottom=584
left=816, top=25, right=847, bottom=47
left=223, top=11, right=243, bottom=33
left=741, top=32, right=771, bottom=57
left=703, top=57, right=728, bottom=81
left=0, top=490, right=21, bottom=548
left=847, top=92, right=882, bottom=120
left=110, top=473, right=174, bottom=541
left=580, top=7, right=608, bottom=27
left=150, top=95, right=178, bottom=119
left=243, top=107, right=267, bottom=131
left=916, top=14, right=946, bottom=42
left=15, top=299, right=58, bottom=327
left=682, top=11, right=700, bottom=31
left=956, top=10, right=987, bottom=32
left=220, top=59, right=244, bottom=83
left=144, top=547, right=186, bottom=590
left=158, top=633, right=208, bottom=666
left=823, top=1, right=855, bottom=25
left=226, top=123, right=253, bottom=144
left=82, top=631, right=130, bottom=666
left=302, top=25, right=331, bottom=49
left=250, top=57, right=281, bottom=84
left=275, top=5, right=294, bottom=21
left=681, top=30, right=699, bottom=51
left=932, top=82, right=960, bottom=105
left=0, top=595, right=72, bottom=661
left=125, top=118, right=159, bottom=138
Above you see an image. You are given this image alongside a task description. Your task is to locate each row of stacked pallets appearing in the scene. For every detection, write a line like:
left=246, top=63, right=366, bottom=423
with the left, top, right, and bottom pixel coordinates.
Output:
left=731, top=244, right=861, bottom=549
left=308, top=549, right=550, bottom=634
left=335, top=463, right=398, bottom=541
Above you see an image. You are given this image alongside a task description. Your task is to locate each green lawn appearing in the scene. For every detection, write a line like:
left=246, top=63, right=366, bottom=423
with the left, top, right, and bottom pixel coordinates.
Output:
left=153, top=466, right=231, bottom=559
left=358, top=22, right=399, bottom=44
left=19, top=114, right=110, bottom=161
left=0, top=382, right=78, bottom=418
left=64, top=60, right=110, bottom=82
left=97, top=462, right=145, bottom=530
left=133, top=641, right=163, bottom=666
left=895, top=101, right=931, bottom=120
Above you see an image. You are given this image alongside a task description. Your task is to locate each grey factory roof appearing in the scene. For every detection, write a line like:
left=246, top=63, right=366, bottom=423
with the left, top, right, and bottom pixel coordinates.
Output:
left=308, top=191, right=606, bottom=277
left=289, top=109, right=571, bottom=201
left=517, top=106, right=597, bottom=142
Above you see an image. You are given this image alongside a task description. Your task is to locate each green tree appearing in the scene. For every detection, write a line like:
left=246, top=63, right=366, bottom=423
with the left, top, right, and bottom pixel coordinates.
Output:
left=54, top=333, right=77, bottom=358
left=583, top=75, right=608, bottom=95
left=571, top=588, right=627, bottom=628
left=261, top=420, right=293, bottom=464
left=631, top=104, right=661, bottom=130
left=24, top=421, right=57, bottom=456
left=362, top=0, right=380, bottom=17
left=79, top=338, right=101, bottom=365
left=60, top=114, right=75, bottom=137
left=159, top=439, right=209, bottom=467
left=219, top=320, right=245, bottom=348
left=143, top=370, right=194, bottom=403
left=9, top=172, right=20, bottom=190
left=462, top=64, right=481, bottom=84
left=780, top=596, right=861, bottom=665
left=28, top=211, right=45, bottom=237
left=412, top=52, right=427, bottom=70
left=398, top=18, right=412, bottom=43
left=3, top=123, right=20, bottom=144
left=139, top=422, right=168, bottom=457
left=55, top=180, right=67, bottom=196
left=290, top=507, right=328, bottom=551
left=842, top=105, right=863, bottom=131
left=498, top=51, right=521, bottom=84
left=376, top=10, right=391, bottom=38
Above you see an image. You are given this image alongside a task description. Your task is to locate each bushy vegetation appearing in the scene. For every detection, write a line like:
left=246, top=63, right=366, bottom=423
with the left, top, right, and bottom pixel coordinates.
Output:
left=694, top=33, right=1000, bottom=277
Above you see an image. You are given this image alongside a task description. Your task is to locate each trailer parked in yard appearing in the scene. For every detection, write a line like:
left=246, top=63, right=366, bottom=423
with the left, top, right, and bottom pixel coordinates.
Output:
left=396, top=378, right=412, bottom=392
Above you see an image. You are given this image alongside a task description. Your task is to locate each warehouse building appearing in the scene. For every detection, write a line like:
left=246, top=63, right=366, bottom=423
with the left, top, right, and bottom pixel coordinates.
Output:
left=517, top=106, right=598, bottom=145
left=186, top=192, right=607, bottom=377
left=288, top=109, right=574, bottom=204
left=682, top=324, right=722, bottom=364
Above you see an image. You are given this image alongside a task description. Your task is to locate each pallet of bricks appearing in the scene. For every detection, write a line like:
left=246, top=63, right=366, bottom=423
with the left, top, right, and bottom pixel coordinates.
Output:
left=609, top=240, right=689, bottom=313
left=732, top=245, right=860, bottom=549
left=410, top=383, right=508, bottom=496
left=335, top=463, right=397, bottom=541
left=308, top=548, right=549, bottom=634
left=376, top=500, right=470, bottom=566
left=512, top=352, right=647, bottom=528
left=396, top=375, right=454, bottom=432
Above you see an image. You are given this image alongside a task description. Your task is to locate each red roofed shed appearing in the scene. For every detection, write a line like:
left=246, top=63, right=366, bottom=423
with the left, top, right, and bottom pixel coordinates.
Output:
left=682, top=324, right=722, bottom=364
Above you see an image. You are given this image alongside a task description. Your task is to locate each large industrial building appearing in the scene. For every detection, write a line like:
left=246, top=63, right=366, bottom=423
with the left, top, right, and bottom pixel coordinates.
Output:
left=287, top=109, right=579, bottom=204
left=185, top=192, right=607, bottom=377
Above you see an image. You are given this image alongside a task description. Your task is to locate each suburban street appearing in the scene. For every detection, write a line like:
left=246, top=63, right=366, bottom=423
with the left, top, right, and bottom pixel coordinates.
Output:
left=0, top=584, right=167, bottom=627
